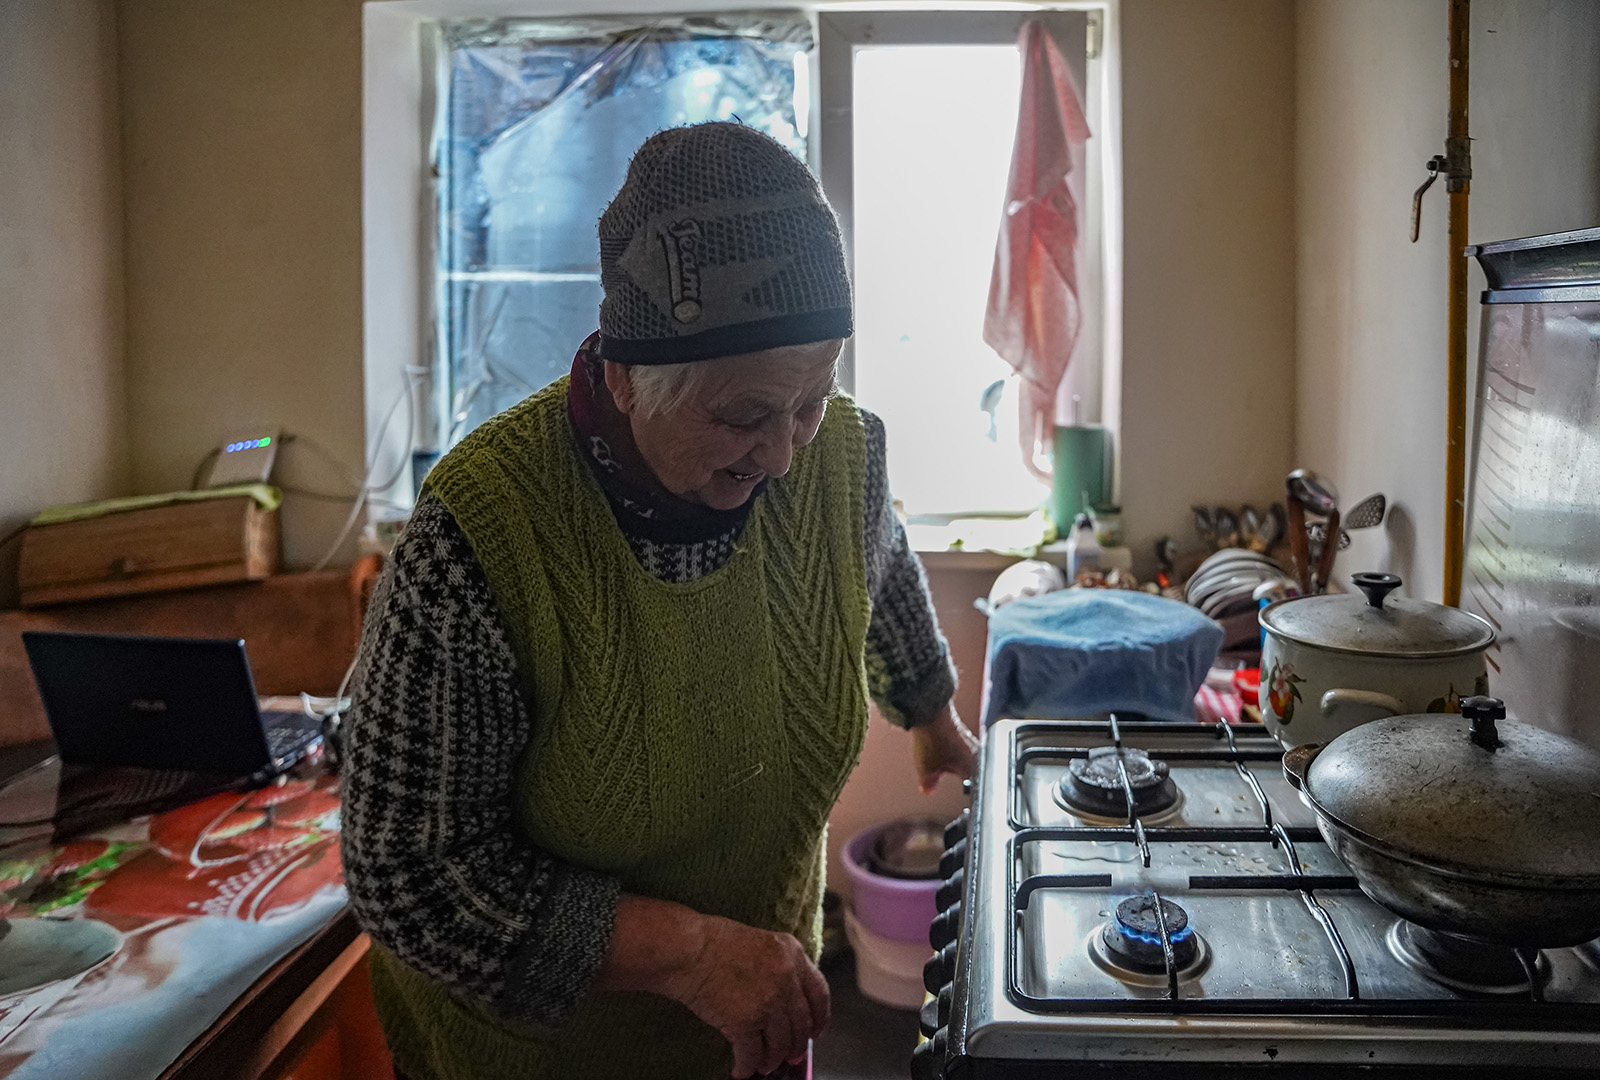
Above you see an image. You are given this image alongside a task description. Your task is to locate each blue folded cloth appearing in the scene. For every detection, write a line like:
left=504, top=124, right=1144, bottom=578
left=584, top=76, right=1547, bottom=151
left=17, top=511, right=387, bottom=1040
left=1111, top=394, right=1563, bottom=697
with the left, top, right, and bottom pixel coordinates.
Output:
left=982, top=590, right=1224, bottom=727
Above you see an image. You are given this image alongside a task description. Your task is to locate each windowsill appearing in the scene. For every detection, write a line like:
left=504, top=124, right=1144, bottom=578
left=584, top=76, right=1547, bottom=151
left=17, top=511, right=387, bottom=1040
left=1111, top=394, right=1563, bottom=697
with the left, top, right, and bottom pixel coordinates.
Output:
left=904, top=515, right=1047, bottom=572
left=915, top=548, right=1023, bottom=573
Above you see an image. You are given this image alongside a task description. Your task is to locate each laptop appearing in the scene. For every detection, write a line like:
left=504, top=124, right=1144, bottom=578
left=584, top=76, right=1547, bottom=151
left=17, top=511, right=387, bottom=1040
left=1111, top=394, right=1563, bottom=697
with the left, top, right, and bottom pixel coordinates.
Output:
left=22, top=631, right=323, bottom=780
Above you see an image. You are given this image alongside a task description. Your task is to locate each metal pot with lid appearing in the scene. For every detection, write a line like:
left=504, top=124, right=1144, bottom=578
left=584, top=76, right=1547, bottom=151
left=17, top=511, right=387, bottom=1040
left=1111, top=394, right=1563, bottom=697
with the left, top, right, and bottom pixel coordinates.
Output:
left=1284, top=697, right=1600, bottom=947
left=1259, top=572, right=1495, bottom=747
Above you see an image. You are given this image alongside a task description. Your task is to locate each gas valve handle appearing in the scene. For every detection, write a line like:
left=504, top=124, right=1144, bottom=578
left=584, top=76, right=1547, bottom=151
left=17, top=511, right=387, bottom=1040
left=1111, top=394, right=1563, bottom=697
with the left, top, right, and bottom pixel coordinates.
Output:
left=936, top=869, right=965, bottom=912
left=939, top=839, right=968, bottom=881
left=1410, top=155, right=1445, bottom=243
left=923, top=941, right=957, bottom=994
left=943, top=810, right=969, bottom=849
left=929, top=902, right=962, bottom=951
left=910, top=1028, right=948, bottom=1080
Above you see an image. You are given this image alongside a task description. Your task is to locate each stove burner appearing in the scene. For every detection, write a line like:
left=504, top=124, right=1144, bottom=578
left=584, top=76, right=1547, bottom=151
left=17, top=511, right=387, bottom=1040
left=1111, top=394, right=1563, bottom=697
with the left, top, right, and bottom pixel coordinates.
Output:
left=1056, top=746, right=1179, bottom=820
left=1099, top=896, right=1200, bottom=974
left=1387, top=921, right=1546, bottom=995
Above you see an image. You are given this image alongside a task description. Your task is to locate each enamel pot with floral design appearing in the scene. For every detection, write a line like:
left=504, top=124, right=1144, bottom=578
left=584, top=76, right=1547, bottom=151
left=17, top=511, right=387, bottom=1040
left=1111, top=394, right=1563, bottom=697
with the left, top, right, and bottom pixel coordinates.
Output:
left=1259, top=572, right=1495, bottom=748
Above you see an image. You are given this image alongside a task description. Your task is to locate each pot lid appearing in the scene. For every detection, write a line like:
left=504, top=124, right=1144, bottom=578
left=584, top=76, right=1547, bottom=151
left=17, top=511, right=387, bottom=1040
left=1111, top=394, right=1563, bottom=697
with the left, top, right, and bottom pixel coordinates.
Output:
left=1260, top=572, right=1494, bottom=658
left=1304, top=698, right=1600, bottom=884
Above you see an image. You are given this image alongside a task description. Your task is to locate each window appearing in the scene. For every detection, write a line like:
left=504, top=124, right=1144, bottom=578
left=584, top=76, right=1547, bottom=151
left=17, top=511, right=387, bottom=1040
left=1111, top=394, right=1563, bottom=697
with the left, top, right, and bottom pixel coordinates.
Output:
left=416, top=8, right=1117, bottom=526
left=820, top=10, right=1110, bottom=523
left=851, top=44, right=1033, bottom=515
left=432, top=14, right=810, bottom=445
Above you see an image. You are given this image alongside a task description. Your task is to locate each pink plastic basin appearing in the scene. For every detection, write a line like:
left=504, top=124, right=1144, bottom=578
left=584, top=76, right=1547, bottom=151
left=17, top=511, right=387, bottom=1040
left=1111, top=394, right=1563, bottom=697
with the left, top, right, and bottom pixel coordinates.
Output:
left=843, top=823, right=940, bottom=944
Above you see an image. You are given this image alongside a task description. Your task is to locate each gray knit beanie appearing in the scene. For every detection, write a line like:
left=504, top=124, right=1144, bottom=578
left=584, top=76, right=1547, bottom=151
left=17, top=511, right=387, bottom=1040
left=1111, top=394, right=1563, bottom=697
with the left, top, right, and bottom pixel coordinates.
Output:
left=597, top=123, right=853, bottom=365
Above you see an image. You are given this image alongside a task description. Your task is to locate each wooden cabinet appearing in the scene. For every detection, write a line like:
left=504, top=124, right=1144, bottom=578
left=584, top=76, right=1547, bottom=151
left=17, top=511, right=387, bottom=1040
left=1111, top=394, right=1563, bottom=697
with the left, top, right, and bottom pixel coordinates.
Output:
left=19, top=496, right=279, bottom=608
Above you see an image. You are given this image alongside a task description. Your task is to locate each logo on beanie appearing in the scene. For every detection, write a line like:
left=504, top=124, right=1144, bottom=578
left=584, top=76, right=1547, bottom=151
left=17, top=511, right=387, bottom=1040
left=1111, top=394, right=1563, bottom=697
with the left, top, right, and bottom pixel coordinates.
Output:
left=659, top=219, right=703, bottom=323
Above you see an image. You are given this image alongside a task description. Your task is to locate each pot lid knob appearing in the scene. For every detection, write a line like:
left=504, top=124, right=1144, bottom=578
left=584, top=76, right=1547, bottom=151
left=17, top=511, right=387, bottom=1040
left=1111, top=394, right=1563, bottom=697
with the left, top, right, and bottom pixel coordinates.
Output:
left=1461, top=695, right=1506, bottom=752
left=1351, top=571, right=1402, bottom=609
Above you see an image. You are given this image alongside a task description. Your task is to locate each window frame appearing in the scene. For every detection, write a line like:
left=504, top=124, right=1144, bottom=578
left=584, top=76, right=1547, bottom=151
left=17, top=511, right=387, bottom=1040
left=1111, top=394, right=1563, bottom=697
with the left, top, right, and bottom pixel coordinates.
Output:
left=429, top=14, right=813, bottom=451
left=817, top=7, right=1117, bottom=424
left=818, top=6, right=1121, bottom=519
left=364, top=2, right=1123, bottom=520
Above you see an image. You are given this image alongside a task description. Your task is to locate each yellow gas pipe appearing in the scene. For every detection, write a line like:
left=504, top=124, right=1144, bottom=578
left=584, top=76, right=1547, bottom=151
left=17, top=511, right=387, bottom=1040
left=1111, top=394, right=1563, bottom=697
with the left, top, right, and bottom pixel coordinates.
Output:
left=1442, top=0, right=1471, bottom=607
left=1409, top=2, right=1472, bottom=604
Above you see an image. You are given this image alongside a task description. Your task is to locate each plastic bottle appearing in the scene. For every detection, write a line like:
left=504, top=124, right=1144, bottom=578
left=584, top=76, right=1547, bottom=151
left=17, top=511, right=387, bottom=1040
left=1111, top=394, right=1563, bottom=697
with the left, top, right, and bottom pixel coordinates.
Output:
left=1065, top=512, right=1101, bottom=582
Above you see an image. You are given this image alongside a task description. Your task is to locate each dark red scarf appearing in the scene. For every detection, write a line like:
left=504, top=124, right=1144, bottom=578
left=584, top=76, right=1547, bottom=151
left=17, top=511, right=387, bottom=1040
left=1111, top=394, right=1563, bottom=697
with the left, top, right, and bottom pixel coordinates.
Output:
left=564, top=333, right=760, bottom=544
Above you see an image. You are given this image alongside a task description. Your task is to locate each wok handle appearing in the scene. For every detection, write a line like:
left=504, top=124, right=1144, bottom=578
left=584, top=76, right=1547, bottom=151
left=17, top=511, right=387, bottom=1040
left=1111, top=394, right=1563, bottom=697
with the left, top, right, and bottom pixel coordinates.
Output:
left=1282, top=743, right=1323, bottom=792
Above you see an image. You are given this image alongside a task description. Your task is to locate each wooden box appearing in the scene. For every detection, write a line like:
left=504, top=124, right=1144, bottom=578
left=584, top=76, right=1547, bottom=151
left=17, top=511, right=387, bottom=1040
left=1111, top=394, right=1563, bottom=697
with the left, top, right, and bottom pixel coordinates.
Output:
left=18, top=496, right=280, bottom=607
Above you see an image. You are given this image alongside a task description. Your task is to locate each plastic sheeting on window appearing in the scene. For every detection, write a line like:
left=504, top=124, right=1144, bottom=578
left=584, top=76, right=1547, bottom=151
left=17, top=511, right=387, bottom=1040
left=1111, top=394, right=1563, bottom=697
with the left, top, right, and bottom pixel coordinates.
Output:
left=434, top=13, right=812, bottom=447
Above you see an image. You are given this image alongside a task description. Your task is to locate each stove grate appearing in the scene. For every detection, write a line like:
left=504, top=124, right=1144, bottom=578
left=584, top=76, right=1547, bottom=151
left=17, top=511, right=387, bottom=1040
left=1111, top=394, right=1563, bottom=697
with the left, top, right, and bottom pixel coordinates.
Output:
left=999, top=715, right=1598, bottom=1018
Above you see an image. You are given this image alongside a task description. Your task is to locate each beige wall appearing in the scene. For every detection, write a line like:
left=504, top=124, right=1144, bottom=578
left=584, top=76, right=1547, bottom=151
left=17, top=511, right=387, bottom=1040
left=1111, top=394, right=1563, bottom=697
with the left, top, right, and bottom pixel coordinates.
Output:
left=1295, top=0, right=1600, bottom=603
left=1295, top=0, right=1447, bottom=599
left=117, top=0, right=369, bottom=569
left=1117, top=0, right=1298, bottom=575
left=0, top=0, right=128, bottom=607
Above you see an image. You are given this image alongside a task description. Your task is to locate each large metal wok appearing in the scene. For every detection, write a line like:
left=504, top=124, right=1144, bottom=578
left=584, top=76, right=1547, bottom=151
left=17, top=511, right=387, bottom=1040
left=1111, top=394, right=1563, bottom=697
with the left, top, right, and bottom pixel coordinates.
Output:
left=1283, top=697, right=1600, bottom=948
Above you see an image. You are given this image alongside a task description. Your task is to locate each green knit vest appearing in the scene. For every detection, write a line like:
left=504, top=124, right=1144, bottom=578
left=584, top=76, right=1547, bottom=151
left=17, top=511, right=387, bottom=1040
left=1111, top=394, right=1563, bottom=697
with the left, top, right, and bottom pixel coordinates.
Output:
left=370, top=378, right=871, bottom=1080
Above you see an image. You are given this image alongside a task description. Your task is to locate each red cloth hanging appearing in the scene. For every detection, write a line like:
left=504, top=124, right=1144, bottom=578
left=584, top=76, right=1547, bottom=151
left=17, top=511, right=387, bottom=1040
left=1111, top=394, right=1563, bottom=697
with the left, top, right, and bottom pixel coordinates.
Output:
left=983, top=21, right=1092, bottom=478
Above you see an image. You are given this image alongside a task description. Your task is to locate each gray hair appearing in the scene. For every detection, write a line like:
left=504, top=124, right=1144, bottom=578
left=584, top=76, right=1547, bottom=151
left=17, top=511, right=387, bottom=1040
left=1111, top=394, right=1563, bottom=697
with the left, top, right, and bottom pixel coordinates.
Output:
left=624, top=361, right=721, bottom=420
left=624, top=357, right=842, bottom=420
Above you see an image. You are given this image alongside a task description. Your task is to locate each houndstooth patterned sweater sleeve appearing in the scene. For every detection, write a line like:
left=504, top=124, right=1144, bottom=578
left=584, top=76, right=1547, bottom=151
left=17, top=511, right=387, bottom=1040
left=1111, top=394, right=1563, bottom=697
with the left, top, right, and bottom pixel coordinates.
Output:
left=859, top=410, right=957, bottom=728
left=340, top=495, right=621, bottom=1027
left=341, top=409, right=954, bottom=1027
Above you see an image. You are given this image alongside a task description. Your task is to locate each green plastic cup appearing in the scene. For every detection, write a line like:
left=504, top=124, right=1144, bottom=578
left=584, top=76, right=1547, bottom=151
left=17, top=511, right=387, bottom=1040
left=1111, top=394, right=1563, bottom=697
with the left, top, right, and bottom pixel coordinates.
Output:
left=1050, top=425, right=1111, bottom=532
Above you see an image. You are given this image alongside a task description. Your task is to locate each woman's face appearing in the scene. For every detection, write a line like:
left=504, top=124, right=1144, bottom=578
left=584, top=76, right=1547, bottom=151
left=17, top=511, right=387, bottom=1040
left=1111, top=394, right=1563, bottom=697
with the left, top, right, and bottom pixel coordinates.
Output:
left=607, top=339, right=843, bottom=511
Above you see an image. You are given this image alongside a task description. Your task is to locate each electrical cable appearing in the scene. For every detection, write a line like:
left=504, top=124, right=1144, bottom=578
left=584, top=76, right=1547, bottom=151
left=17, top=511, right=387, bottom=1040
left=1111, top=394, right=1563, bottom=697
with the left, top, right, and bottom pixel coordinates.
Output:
left=304, top=647, right=363, bottom=724
left=190, top=447, right=222, bottom=489
left=308, top=365, right=428, bottom=573
left=266, top=436, right=404, bottom=507
left=0, top=756, right=60, bottom=827
left=312, top=490, right=371, bottom=576
left=179, top=366, right=428, bottom=573
left=278, top=433, right=364, bottom=490
left=277, top=485, right=373, bottom=503
left=187, top=445, right=408, bottom=507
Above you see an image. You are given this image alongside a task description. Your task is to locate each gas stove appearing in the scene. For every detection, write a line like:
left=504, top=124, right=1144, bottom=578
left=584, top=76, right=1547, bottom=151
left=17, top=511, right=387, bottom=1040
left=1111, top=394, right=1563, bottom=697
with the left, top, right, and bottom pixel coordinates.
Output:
left=913, top=718, right=1600, bottom=1078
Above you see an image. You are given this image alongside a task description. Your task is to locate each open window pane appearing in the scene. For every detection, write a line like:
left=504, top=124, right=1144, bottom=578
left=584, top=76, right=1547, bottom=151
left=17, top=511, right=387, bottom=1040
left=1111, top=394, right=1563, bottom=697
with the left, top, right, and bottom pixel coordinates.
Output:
left=850, top=45, right=1052, bottom=518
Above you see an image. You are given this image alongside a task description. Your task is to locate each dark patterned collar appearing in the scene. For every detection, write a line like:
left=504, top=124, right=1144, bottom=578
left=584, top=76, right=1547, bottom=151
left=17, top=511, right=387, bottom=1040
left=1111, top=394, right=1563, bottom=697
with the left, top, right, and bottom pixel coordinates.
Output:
left=565, top=332, right=756, bottom=544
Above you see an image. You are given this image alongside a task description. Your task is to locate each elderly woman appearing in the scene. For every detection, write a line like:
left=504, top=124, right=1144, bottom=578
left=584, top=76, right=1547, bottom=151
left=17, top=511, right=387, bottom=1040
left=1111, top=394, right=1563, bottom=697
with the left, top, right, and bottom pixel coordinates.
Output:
left=341, top=122, right=977, bottom=1080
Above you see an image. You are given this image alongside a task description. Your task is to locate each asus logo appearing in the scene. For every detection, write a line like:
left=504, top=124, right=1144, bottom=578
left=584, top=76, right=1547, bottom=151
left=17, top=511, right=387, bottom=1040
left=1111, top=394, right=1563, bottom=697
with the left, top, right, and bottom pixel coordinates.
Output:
left=128, top=698, right=168, bottom=713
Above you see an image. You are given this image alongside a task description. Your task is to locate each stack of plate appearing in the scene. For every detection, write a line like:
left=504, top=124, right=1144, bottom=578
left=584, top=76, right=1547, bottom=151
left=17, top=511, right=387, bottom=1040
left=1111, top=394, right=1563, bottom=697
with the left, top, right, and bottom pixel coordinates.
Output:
left=1184, top=549, right=1292, bottom=620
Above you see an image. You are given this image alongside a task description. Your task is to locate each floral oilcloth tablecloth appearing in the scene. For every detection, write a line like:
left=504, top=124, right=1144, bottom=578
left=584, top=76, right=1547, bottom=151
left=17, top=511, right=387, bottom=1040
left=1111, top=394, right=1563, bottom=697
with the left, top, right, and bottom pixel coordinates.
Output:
left=0, top=763, right=346, bottom=1080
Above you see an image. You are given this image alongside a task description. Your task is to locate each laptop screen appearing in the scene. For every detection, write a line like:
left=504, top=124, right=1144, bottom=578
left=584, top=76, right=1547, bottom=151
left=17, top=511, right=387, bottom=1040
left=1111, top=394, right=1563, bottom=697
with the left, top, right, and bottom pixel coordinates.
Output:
left=22, top=632, right=275, bottom=776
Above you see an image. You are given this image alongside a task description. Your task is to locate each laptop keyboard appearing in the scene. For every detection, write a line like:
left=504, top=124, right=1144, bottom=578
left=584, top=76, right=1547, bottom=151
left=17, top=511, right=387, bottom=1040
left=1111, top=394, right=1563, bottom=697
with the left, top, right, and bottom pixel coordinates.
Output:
left=56, top=767, right=199, bottom=815
left=49, top=766, right=246, bottom=838
left=262, top=711, right=321, bottom=761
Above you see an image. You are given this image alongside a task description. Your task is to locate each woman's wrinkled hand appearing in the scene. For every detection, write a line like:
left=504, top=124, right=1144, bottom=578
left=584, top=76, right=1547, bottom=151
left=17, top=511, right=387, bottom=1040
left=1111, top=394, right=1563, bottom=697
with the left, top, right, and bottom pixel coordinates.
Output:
left=596, top=895, right=828, bottom=1079
left=911, top=702, right=981, bottom=794
left=661, top=914, right=828, bottom=1078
